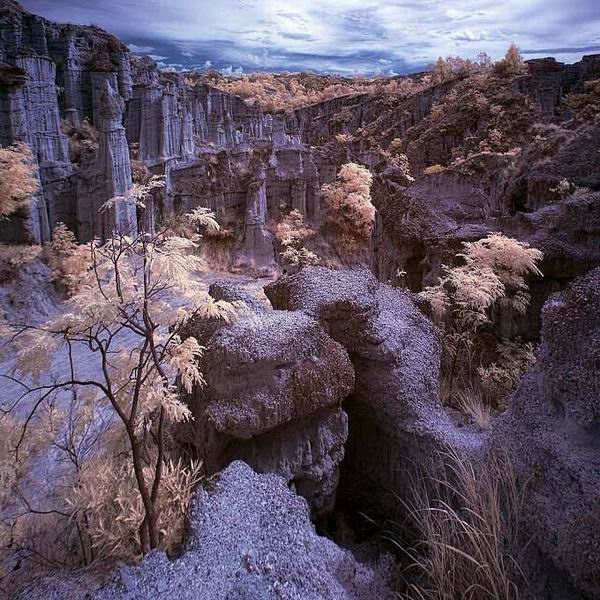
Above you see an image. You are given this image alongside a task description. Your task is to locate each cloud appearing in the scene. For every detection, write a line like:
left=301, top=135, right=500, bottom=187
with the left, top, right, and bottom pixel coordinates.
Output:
left=20, top=0, right=600, bottom=74
left=128, top=43, right=154, bottom=53
left=280, top=32, right=316, bottom=41
left=449, top=30, right=508, bottom=43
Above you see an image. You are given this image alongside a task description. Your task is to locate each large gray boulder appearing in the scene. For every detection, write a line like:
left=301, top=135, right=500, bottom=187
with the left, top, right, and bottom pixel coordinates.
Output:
left=96, top=462, right=396, bottom=600
left=180, top=282, right=354, bottom=515
left=488, top=268, right=600, bottom=599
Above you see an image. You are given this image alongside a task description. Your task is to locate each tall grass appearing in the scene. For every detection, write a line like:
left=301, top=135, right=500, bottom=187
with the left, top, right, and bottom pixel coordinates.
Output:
left=391, top=450, right=526, bottom=600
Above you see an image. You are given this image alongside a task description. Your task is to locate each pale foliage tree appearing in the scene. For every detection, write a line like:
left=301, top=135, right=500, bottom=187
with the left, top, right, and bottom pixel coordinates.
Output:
left=275, top=209, right=314, bottom=247
left=419, top=233, right=542, bottom=409
left=421, top=233, right=542, bottom=329
left=493, top=43, right=527, bottom=77
left=206, top=72, right=380, bottom=113
left=275, top=209, right=320, bottom=271
left=204, top=71, right=441, bottom=113
left=429, top=55, right=489, bottom=84
left=3, top=180, right=238, bottom=558
left=46, top=223, right=91, bottom=296
left=0, top=143, right=38, bottom=218
left=321, top=163, right=375, bottom=248
left=280, top=245, right=320, bottom=271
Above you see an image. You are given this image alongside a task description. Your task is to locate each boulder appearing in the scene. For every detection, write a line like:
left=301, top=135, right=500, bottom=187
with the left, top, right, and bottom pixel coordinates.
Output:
left=208, top=280, right=268, bottom=314
left=488, top=268, right=600, bottom=599
left=180, top=290, right=354, bottom=515
left=265, top=267, right=481, bottom=513
left=95, top=462, right=396, bottom=600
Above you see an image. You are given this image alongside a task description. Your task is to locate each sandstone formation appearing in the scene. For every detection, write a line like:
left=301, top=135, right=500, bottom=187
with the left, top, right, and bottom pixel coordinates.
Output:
left=180, top=267, right=484, bottom=519
left=488, top=268, right=600, bottom=599
left=2, top=4, right=600, bottom=598
left=179, top=281, right=354, bottom=515
left=0, top=1, right=312, bottom=267
left=366, top=64, right=600, bottom=336
left=265, top=267, right=482, bottom=513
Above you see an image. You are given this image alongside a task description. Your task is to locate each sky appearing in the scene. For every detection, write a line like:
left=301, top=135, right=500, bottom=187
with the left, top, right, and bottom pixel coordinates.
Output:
left=20, top=0, right=600, bottom=76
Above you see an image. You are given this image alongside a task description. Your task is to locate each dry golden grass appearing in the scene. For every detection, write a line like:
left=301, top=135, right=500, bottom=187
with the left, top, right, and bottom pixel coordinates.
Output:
left=395, top=449, right=525, bottom=600
left=453, top=388, right=493, bottom=430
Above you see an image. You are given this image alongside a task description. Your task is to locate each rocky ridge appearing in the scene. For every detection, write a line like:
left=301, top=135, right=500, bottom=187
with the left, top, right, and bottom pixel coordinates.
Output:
left=3, top=1, right=599, bottom=283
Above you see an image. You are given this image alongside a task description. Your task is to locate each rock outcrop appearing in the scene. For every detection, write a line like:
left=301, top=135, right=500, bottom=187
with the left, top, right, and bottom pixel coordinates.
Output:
left=0, top=1, right=306, bottom=257
left=488, top=268, right=600, bottom=599
left=179, top=281, right=354, bottom=515
left=77, top=75, right=136, bottom=240
left=265, top=267, right=482, bottom=513
left=21, top=462, right=395, bottom=600
left=369, top=66, right=600, bottom=337
left=0, top=0, right=133, bottom=242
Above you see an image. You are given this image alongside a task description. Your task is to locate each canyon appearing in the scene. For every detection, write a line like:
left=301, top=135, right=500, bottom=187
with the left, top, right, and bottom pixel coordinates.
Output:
left=1, top=1, right=600, bottom=599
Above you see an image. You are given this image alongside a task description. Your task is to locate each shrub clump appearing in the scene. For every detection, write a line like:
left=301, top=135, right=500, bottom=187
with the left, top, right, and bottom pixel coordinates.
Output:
left=45, top=223, right=91, bottom=296
left=275, top=209, right=319, bottom=271
left=419, top=233, right=542, bottom=413
left=321, top=163, right=375, bottom=250
left=0, top=143, right=38, bottom=219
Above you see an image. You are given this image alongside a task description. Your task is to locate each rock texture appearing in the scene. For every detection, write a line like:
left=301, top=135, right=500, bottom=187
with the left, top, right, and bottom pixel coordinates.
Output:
left=179, top=281, right=354, bottom=515
left=488, top=268, right=600, bottom=600
left=0, top=0, right=133, bottom=242
left=368, top=67, right=600, bottom=337
left=0, top=1, right=306, bottom=257
left=18, top=462, right=395, bottom=599
left=265, top=267, right=482, bottom=512
left=95, top=462, right=396, bottom=600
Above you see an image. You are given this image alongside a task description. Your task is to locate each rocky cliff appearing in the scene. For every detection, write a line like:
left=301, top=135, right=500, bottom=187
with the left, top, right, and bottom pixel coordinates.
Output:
left=2, top=1, right=599, bottom=284
left=0, top=0, right=303, bottom=258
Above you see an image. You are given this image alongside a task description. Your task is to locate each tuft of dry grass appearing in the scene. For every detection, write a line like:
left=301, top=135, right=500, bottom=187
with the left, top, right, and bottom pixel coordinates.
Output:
left=454, top=388, right=493, bottom=430
left=391, top=449, right=525, bottom=600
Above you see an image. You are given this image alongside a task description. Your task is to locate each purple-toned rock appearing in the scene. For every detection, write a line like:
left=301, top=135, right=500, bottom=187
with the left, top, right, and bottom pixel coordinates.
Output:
left=94, top=462, right=396, bottom=600
left=265, top=267, right=481, bottom=513
left=488, top=268, right=600, bottom=599
left=180, top=298, right=354, bottom=515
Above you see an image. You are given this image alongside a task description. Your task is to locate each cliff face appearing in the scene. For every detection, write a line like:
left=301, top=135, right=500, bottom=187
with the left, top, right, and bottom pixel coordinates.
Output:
left=0, top=1, right=300, bottom=255
left=0, top=0, right=131, bottom=241
left=1, top=1, right=599, bottom=285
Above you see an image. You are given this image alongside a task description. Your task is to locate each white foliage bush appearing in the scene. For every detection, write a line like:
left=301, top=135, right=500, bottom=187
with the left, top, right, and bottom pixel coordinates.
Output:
left=2, top=179, right=238, bottom=568
left=419, top=233, right=543, bottom=412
